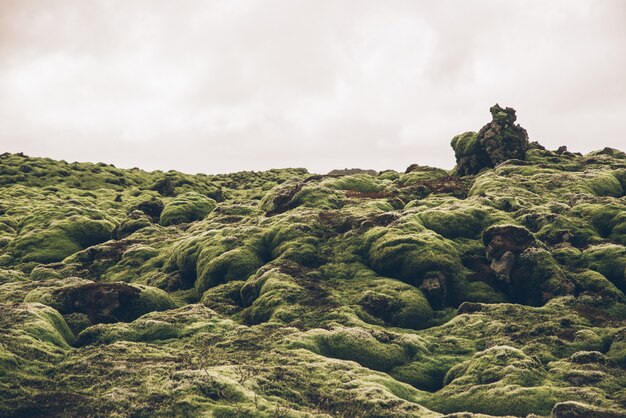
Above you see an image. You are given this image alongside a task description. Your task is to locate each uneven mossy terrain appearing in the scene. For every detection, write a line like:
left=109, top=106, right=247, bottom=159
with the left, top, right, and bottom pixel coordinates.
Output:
left=1, top=105, right=625, bottom=417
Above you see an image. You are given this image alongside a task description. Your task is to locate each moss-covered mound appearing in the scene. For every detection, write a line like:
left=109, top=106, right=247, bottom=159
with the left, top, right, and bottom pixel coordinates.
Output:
left=1, top=106, right=625, bottom=417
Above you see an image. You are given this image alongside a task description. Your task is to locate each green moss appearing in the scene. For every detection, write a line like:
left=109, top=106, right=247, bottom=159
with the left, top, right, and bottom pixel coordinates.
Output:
left=571, top=270, right=625, bottom=301
left=581, top=171, right=624, bottom=197
left=583, top=244, right=626, bottom=293
left=459, top=281, right=508, bottom=304
left=0, top=302, right=74, bottom=356
left=364, top=227, right=463, bottom=287
left=160, top=192, right=217, bottom=226
left=571, top=203, right=622, bottom=237
left=552, top=246, right=583, bottom=268
left=416, top=199, right=510, bottom=239
left=535, top=213, right=601, bottom=247
left=196, top=248, right=264, bottom=293
left=426, top=346, right=580, bottom=416
left=201, top=280, right=245, bottom=315
left=290, top=327, right=413, bottom=372
left=260, top=181, right=344, bottom=214
left=117, top=212, right=152, bottom=238
left=11, top=214, right=115, bottom=263
left=241, top=269, right=305, bottom=325
left=450, top=131, right=479, bottom=156
left=14, top=227, right=82, bottom=263
left=606, top=329, right=626, bottom=367
left=323, top=174, right=384, bottom=193
left=469, top=171, right=538, bottom=210
left=397, top=166, right=450, bottom=185
left=357, top=278, right=434, bottom=329
left=29, top=265, right=62, bottom=280
left=126, top=284, right=177, bottom=318
left=24, top=281, right=176, bottom=324
left=390, top=356, right=455, bottom=392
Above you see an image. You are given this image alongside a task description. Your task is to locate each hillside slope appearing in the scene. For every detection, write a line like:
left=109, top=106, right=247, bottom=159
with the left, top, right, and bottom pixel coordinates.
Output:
left=1, top=105, right=625, bottom=417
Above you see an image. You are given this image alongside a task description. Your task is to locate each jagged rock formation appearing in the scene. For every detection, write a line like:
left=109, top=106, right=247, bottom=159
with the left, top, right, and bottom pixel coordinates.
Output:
left=452, top=104, right=530, bottom=175
left=0, top=107, right=625, bottom=417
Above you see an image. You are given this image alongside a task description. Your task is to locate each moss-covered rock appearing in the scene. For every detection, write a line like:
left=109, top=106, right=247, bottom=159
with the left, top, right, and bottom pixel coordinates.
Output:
left=426, top=345, right=619, bottom=416
left=289, top=327, right=417, bottom=372
left=364, top=226, right=463, bottom=289
left=25, top=281, right=176, bottom=324
left=357, top=278, right=434, bottom=329
left=196, top=247, right=264, bottom=293
left=12, top=216, right=115, bottom=263
left=583, top=244, right=626, bottom=293
left=160, top=192, right=217, bottom=226
left=452, top=105, right=529, bottom=176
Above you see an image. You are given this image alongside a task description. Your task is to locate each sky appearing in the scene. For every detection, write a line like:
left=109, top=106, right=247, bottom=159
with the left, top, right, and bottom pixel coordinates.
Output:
left=0, top=0, right=625, bottom=174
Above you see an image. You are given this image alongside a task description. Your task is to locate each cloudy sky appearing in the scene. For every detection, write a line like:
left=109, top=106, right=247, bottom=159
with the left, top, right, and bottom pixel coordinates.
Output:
left=0, top=0, right=624, bottom=174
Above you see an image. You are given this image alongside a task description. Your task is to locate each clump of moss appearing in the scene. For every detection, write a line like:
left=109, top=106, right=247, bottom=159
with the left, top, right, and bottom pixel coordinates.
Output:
left=416, top=199, right=510, bottom=239
left=196, top=247, right=264, bottom=293
left=606, top=328, right=626, bottom=367
left=117, top=210, right=152, bottom=238
left=357, top=278, right=434, bottom=329
left=323, top=174, right=384, bottom=194
left=240, top=269, right=305, bottom=325
left=289, top=327, right=417, bottom=372
left=426, top=345, right=617, bottom=416
left=160, top=192, right=217, bottom=226
left=570, top=270, right=625, bottom=302
left=12, top=216, right=115, bottom=263
left=583, top=244, right=626, bottom=293
left=25, top=281, right=176, bottom=324
left=260, top=181, right=344, bottom=215
left=364, top=226, right=463, bottom=286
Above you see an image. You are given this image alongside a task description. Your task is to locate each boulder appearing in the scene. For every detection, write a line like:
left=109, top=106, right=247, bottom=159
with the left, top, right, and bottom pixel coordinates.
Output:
left=452, top=104, right=530, bottom=175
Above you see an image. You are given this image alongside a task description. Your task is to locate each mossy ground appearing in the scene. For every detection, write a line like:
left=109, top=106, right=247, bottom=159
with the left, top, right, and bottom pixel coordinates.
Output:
left=1, top=132, right=626, bottom=417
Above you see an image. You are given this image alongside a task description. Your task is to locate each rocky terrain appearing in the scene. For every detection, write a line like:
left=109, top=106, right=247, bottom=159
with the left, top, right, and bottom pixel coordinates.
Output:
left=1, top=105, right=625, bottom=417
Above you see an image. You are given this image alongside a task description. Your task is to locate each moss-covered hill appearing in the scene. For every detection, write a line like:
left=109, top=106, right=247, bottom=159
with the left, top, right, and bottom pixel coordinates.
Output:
left=1, top=105, right=625, bottom=418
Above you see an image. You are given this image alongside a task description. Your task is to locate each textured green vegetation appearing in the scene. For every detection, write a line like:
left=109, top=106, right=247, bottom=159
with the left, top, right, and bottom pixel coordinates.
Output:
left=1, top=106, right=626, bottom=417
left=159, top=192, right=217, bottom=226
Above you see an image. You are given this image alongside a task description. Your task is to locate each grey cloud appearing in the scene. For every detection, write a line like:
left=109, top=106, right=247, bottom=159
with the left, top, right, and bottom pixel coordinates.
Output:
left=0, top=0, right=625, bottom=174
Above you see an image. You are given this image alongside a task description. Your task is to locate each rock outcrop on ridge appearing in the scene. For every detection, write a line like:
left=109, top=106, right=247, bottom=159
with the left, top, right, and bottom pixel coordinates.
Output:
left=452, top=104, right=530, bottom=175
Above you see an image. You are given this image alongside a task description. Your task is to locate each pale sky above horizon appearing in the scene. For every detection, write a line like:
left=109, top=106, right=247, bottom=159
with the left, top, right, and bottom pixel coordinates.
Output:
left=1, top=0, right=625, bottom=175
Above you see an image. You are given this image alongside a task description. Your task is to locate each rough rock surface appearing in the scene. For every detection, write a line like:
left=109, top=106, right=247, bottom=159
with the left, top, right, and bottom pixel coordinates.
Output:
left=452, top=104, right=530, bottom=175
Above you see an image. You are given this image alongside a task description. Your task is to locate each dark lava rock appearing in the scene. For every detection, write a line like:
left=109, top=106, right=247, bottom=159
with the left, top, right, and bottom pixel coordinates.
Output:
left=150, top=177, right=176, bottom=196
left=451, top=104, right=530, bottom=176
left=51, top=282, right=174, bottom=325
left=132, top=196, right=165, bottom=220
left=482, top=224, right=571, bottom=305
left=457, top=302, right=483, bottom=314
left=420, top=271, right=448, bottom=310
left=483, top=224, right=537, bottom=262
left=53, top=282, right=142, bottom=323
left=264, top=182, right=303, bottom=215
left=480, top=104, right=529, bottom=166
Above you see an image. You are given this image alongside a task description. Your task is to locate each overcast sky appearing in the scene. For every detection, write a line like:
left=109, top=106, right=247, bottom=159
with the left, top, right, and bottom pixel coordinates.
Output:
left=0, top=1, right=625, bottom=174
